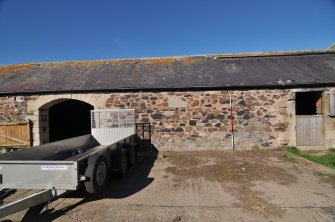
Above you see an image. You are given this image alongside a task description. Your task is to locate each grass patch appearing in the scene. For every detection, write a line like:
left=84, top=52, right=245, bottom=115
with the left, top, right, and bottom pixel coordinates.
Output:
left=284, top=146, right=335, bottom=169
left=302, top=154, right=335, bottom=169
left=315, top=172, right=335, bottom=180
left=284, top=146, right=299, bottom=154
left=283, top=154, right=297, bottom=163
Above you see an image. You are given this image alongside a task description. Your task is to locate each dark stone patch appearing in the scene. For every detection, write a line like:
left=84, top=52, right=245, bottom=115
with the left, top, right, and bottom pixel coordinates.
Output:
left=151, top=113, right=163, bottom=120
left=243, top=114, right=250, bottom=120
left=205, top=123, right=212, bottom=127
left=141, top=96, right=149, bottom=100
left=237, top=99, right=246, bottom=106
left=206, top=114, right=216, bottom=120
left=216, top=114, right=225, bottom=120
left=215, top=123, right=221, bottom=127
left=142, top=118, right=149, bottom=122
left=146, top=110, right=154, bottom=113
left=150, top=97, right=157, bottom=100
left=179, top=123, right=186, bottom=126
left=262, top=142, right=271, bottom=147
left=172, top=128, right=184, bottom=132
left=205, top=104, right=212, bottom=107
left=160, top=128, right=171, bottom=132
left=202, top=119, right=209, bottom=123
left=236, top=110, right=245, bottom=116
left=190, top=134, right=200, bottom=138
left=189, top=120, right=197, bottom=126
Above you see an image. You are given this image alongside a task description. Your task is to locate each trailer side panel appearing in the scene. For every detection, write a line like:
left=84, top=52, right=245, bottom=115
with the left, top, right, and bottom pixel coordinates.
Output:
left=0, top=161, right=78, bottom=190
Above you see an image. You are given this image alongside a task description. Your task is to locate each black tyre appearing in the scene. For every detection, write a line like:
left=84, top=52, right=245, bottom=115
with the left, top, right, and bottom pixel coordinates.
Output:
left=84, top=155, right=108, bottom=194
left=117, top=150, right=128, bottom=178
left=127, top=144, right=136, bottom=167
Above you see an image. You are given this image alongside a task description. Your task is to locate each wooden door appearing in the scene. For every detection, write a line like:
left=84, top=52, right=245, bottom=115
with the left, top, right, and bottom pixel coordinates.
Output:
left=296, top=115, right=324, bottom=146
left=0, top=121, right=32, bottom=148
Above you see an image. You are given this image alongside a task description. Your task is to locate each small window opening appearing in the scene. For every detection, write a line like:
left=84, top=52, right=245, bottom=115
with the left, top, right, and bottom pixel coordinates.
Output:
left=295, top=91, right=323, bottom=115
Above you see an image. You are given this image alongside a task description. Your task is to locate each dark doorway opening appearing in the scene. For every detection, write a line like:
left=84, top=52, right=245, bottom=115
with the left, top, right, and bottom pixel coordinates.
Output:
left=295, top=91, right=323, bottom=115
left=49, top=100, right=93, bottom=142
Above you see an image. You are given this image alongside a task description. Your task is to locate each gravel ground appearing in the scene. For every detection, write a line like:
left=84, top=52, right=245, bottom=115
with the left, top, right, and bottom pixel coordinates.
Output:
left=1, top=149, right=335, bottom=222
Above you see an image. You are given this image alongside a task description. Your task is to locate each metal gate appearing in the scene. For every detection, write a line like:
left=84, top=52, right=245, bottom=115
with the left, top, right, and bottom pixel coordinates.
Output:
left=0, top=121, right=33, bottom=148
left=296, top=115, right=324, bottom=146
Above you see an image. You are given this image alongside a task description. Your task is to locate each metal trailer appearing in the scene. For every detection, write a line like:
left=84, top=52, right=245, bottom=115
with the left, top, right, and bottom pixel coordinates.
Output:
left=0, top=109, right=141, bottom=218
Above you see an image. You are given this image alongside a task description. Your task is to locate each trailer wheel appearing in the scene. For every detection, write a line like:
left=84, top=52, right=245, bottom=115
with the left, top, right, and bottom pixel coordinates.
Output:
left=117, top=150, right=128, bottom=178
left=85, top=155, right=108, bottom=194
left=127, top=144, right=136, bottom=167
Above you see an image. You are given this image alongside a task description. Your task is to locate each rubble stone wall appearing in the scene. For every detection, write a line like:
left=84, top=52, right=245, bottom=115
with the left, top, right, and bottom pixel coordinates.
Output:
left=104, top=90, right=289, bottom=150
left=1, top=89, right=292, bottom=150
left=0, top=96, right=27, bottom=122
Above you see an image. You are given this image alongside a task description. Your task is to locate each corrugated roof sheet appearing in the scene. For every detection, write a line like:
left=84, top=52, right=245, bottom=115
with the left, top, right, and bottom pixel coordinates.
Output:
left=0, top=51, right=335, bottom=95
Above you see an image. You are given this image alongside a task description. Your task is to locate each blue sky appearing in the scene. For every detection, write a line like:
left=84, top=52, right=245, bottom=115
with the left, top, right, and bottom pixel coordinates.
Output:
left=0, top=0, right=334, bottom=65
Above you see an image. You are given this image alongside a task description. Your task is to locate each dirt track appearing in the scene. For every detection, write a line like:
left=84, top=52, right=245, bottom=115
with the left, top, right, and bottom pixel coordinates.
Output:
left=1, top=149, right=335, bottom=222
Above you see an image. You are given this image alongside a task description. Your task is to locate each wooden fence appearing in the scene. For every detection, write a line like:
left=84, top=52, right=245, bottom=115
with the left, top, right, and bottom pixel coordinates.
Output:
left=0, top=121, right=33, bottom=148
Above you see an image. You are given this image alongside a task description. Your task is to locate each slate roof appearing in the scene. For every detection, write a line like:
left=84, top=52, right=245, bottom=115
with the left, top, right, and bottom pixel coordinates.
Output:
left=0, top=50, right=335, bottom=95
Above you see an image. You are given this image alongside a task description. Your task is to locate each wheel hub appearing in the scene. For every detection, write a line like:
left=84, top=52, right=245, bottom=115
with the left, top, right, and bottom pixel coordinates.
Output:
left=96, top=162, right=106, bottom=186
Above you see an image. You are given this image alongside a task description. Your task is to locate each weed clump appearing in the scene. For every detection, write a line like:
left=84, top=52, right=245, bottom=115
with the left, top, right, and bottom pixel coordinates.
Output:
left=284, top=146, right=299, bottom=154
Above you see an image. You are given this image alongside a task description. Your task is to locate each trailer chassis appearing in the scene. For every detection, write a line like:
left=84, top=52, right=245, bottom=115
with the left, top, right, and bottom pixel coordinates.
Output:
left=0, top=109, right=148, bottom=218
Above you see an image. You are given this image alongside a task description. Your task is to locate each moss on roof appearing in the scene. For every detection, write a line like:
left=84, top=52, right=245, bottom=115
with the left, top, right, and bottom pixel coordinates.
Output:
left=0, top=50, right=335, bottom=95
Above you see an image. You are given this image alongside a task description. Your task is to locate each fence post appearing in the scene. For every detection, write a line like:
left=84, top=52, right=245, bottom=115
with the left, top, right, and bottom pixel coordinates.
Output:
left=148, top=123, right=151, bottom=143
left=28, top=120, right=33, bottom=147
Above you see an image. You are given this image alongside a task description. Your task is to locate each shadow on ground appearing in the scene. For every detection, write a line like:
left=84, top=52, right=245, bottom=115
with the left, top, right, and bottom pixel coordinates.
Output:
left=18, top=144, right=159, bottom=222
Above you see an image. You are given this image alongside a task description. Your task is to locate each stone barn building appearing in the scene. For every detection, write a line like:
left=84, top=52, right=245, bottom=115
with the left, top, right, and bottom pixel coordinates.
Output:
left=0, top=50, right=335, bottom=150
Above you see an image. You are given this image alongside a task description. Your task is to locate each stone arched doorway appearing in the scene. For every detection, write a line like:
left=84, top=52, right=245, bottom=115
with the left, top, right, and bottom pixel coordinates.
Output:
left=49, top=100, right=93, bottom=142
left=38, top=99, right=94, bottom=144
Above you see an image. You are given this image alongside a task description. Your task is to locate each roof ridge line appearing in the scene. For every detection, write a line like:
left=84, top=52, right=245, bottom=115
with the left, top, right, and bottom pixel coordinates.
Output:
left=1, top=49, right=334, bottom=67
